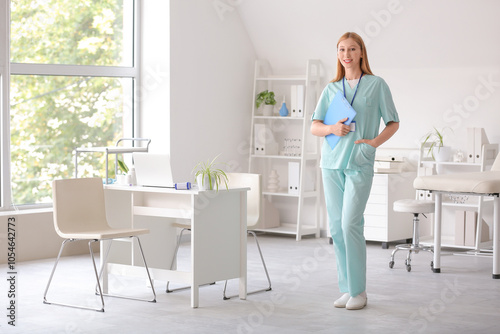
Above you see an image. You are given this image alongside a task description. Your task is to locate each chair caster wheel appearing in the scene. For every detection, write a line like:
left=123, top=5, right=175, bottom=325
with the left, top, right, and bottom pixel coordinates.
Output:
left=389, top=261, right=394, bottom=269
left=404, top=259, right=411, bottom=272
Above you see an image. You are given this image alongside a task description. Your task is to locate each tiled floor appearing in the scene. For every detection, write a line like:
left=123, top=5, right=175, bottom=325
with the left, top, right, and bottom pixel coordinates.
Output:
left=1, top=234, right=500, bottom=333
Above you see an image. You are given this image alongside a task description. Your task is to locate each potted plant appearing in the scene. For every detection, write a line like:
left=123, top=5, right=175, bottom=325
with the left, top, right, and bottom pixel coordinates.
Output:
left=117, top=159, right=129, bottom=175
left=422, top=127, right=453, bottom=162
left=255, top=90, right=276, bottom=116
left=116, top=159, right=130, bottom=184
left=193, top=155, right=229, bottom=191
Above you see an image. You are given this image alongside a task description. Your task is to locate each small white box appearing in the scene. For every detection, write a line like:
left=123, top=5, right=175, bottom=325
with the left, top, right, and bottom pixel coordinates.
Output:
left=417, top=190, right=434, bottom=201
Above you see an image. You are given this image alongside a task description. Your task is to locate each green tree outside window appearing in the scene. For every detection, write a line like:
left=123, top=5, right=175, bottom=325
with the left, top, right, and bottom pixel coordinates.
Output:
left=10, top=0, right=134, bottom=205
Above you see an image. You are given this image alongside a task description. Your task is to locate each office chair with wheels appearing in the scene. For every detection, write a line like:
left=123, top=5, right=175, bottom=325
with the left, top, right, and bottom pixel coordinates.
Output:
left=44, top=177, right=156, bottom=312
left=389, top=199, right=435, bottom=272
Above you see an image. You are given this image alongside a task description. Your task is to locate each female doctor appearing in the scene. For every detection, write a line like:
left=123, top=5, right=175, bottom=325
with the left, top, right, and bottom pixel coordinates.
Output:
left=311, top=32, right=399, bottom=310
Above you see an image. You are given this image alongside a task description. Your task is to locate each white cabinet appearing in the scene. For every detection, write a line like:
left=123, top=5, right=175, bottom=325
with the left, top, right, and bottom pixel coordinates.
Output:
left=364, top=172, right=417, bottom=248
left=249, top=59, right=322, bottom=240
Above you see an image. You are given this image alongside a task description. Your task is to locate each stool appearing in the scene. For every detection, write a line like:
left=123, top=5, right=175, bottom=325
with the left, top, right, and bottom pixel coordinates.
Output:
left=389, top=199, right=435, bottom=272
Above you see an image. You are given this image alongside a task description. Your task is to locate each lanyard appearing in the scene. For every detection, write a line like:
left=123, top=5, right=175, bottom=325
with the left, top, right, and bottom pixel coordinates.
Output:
left=342, top=72, right=364, bottom=106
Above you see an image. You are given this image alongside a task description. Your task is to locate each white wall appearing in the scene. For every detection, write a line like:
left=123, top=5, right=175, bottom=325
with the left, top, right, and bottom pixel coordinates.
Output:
left=141, top=0, right=170, bottom=152
left=0, top=211, right=89, bottom=264
left=168, top=0, right=256, bottom=181
left=237, top=0, right=500, bottom=152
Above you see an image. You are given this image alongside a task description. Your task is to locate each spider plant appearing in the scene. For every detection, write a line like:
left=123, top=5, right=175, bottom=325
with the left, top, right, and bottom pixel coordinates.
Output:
left=192, top=155, right=229, bottom=191
left=422, top=127, right=453, bottom=160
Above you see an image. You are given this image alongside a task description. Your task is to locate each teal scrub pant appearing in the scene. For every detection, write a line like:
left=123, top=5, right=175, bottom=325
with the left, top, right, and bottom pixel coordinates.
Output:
left=322, top=168, right=374, bottom=297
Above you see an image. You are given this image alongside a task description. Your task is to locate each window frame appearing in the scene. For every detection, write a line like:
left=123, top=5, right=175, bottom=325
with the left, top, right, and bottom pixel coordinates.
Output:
left=1, top=0, right=141, bottom=210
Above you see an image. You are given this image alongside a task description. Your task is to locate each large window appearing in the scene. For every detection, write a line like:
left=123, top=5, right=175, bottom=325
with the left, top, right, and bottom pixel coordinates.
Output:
left=6, top=0, right=138, bottom=207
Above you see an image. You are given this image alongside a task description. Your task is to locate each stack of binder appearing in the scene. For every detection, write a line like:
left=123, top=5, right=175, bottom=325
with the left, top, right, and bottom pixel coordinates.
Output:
left=467, top=127, right=489, bottom=163
left=290, top=85, right=305, bottom=118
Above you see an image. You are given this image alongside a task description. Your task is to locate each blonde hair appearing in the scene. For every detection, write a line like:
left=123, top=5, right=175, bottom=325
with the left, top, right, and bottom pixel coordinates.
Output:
left=331, top=32, right=374, bottom=83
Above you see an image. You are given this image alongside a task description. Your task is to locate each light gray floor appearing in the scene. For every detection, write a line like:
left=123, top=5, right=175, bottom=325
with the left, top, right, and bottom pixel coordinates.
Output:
left=2, top=234, right=500, bottom=333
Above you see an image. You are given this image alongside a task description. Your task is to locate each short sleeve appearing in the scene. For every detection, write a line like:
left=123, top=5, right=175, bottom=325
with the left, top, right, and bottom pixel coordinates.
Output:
left=311, top=85, right=332, bottom=121
left=378, top=79, right=400, bottom=125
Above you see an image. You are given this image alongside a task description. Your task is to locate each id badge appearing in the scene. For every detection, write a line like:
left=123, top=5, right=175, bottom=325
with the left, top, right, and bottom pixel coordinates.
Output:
left=350, top=121, right=356, bottom=132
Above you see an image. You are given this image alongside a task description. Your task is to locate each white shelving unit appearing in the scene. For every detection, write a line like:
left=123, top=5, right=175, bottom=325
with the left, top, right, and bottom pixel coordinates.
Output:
left=418, top=143, right=498, bottom=250
left=249, top=59, right=322, bottom=241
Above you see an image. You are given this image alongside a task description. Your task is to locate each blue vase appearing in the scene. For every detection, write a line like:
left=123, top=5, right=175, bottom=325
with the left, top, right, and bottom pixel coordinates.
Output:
left=279, top=102, right=289, bottom=117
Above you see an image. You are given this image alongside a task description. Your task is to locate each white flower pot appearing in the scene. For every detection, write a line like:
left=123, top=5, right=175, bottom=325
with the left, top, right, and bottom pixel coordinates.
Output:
left=197, top=174, right=217, bottom=191
left=262, top=104, right=274, bottom=116
left=116, top=174, right=131, bottom=185
left=433, top=146, right=452, bottom=162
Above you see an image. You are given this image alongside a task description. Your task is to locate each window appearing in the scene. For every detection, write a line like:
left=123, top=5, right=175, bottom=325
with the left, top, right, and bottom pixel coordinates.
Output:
left=4, top=0, right=138, bottom=207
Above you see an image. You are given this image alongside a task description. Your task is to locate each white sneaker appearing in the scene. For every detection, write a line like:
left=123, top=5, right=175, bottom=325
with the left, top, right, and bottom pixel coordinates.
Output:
left=346, top=292, right=367, bottom=310
left=333, top=293, right=350, bottom=308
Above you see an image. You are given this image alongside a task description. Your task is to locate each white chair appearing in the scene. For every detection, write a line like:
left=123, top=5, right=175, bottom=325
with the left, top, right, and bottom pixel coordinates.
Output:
left=389, top=199, right=435, bottom=272
left=166, top=173, right=272, bottom=299
left=223, top=173, right=272, bottom=299
left=44, top=177, right=156, bottom=312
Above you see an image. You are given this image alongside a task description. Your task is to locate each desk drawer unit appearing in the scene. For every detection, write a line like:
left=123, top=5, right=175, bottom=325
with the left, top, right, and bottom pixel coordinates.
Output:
left=363, top=172, right=416, bottom=243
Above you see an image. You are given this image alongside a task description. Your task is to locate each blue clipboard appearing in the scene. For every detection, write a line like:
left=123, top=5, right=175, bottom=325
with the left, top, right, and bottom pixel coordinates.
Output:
left=323, top=90, right=357, bottom=150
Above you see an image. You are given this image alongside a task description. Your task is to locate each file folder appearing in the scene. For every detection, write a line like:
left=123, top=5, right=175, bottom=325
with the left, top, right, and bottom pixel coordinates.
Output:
left=290, top=85, right=297, bottom=117
left=474, top=127, right=489, bottom=163
left=467, top=127, right=475, bottom=163
left=288, top=162, right=300, bottom=195
left=254, top=124, right=278, bottom=155
left=323, top=90, right=357, bottom=150
left=296, top=85, right=305, bottom=118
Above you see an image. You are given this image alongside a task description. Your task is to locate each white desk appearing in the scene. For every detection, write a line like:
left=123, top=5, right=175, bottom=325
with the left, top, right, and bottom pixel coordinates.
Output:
left=103, top=185, right=248, bottom=307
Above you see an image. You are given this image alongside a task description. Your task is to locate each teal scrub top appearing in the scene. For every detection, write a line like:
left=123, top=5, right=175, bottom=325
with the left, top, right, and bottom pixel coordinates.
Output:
left=312, top=75, right=399, bottom=172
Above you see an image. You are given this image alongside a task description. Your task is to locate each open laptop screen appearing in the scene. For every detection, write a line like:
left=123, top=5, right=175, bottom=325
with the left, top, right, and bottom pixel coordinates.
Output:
left=132, top=153, right=174, bottom=188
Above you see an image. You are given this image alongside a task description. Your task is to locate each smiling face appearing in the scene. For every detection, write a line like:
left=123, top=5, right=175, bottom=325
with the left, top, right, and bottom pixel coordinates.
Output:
left=337, top=38, right=363, bottom=72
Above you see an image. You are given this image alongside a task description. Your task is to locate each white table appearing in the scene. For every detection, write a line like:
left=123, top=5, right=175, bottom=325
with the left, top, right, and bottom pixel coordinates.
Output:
left=103, top=185, right=248, bottom=307
left=414, top=170, right=500, bottom=279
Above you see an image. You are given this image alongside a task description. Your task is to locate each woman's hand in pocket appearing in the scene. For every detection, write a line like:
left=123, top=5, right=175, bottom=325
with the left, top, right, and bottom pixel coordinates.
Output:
left=355, top=138, right=377, bottom=148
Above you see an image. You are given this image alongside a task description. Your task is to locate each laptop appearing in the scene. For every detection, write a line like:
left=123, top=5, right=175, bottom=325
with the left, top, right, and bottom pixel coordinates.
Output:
left=133, top=153, right=174, bottom=188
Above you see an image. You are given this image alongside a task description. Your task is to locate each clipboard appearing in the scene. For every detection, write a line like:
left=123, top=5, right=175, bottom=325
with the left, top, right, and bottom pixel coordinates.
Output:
left=323, top=90, right=357, bottom=150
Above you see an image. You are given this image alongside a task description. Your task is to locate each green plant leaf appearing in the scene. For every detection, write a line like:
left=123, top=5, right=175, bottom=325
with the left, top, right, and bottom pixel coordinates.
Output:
left=117, top=159, right=129, bottom=174
left=256, top=90, right=277, bottom=108
left=192, top=154, right=229, bottom=191
left=421, top=126, right=454, bottom=160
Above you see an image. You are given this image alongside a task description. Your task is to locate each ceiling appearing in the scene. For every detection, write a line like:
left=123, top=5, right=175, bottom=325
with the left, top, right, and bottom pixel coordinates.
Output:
left=236, top=0, right=500, bottom=77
